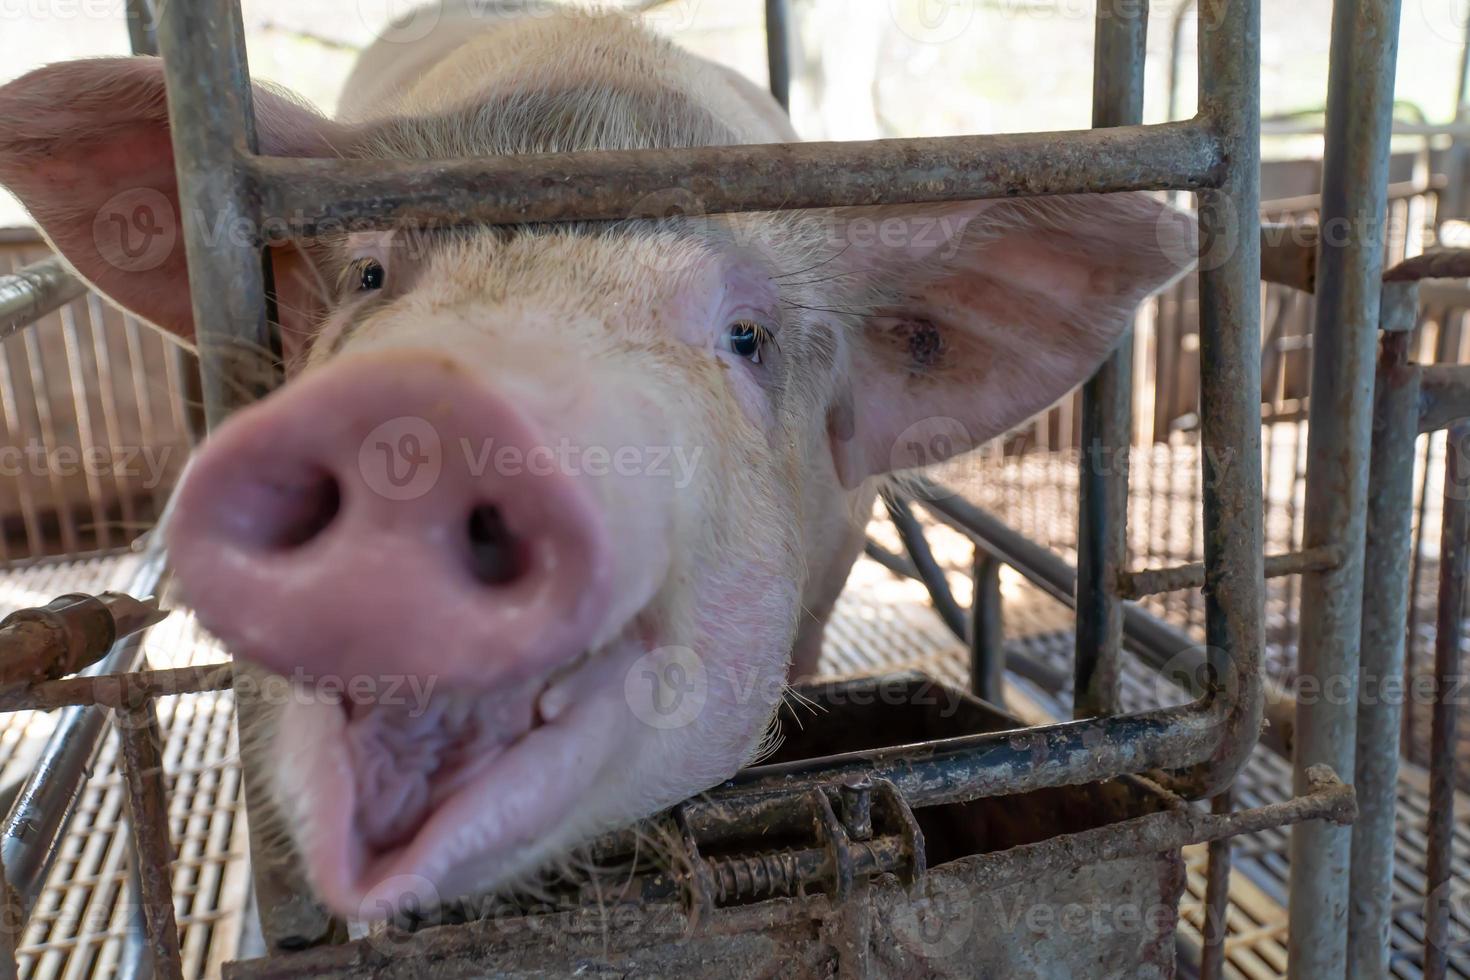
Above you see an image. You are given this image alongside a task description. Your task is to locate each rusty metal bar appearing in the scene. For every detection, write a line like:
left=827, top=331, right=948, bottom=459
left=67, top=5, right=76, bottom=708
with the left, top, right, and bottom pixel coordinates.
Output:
left=155, top=0, right=343, bottom=954
left=1288, top=0, right=1401, bottom=973
left=1347, top=284, right=1422, bottom=980
left=1184, top=0, right=1264, bottom=798
left=969, top=550, right=1004, bottom=705
left=1073, top=0, right=1148, bottom=720
left=0, top=257, right=87, bottom=343
left=0, top=540, right=166, bottom=927
left=221, top=767, right=1353, bottom=980
left=763, top=0, right=793, bottom=112
left=1199, top=791, right=1232, bottom=980
left=1118, top=545, right=1344, bottom=599
left=1383, top=248, right=1470, bottom=282
left=0, top=663, right=232, bottom=713
left=1423, top=421, right=1470, bottom=980
left=0, top=592, right=165, bottom=688
left=115, top=697, right=183, bottom=980
left=248, top=119, right=1224, bottom=237
left=1419, top=363, right=1470, bottom=433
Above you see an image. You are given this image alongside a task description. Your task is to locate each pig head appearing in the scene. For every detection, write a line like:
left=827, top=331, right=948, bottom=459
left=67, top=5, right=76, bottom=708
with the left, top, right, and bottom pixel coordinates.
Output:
left=0, top=4, right=1195, bottom=917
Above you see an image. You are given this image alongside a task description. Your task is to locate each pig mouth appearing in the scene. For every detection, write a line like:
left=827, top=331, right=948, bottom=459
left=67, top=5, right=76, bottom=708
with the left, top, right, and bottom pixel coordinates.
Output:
left=276, top=647, right=636, bottom=917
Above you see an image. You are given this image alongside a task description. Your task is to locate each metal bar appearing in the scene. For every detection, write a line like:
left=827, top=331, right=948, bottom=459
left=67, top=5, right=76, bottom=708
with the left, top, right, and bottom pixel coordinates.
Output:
left=1422, top=421, right=1470, bottom=980
left=1199, top=791, right=1232, bottom=980
left=115, top=698, right=183, bottom=980
left=1260, top=222, right=1318, bottom=294
left=156, top=0, right=342, bottom=953
left=0, top=258, right=87, bottom=343
left=969, top=550, right=1005, bottom=705
left=0, top=663, right=232, bottom=713
left=914, top=489, right=1297, bottom=758
left=763, top=0, right=793, bottom=113
left=1347, top=288, right=1421, bottom=979
left=1420, top=363, right=1470, bottom=433
left=1288, top=0, right=1402, bottom=974
left=0, top=542, right=166, bottom=924
left=881, top=493, right=967, bottom=639
left=248, top=119, right=1225, bottom=237
left=1185, top=0, right=1264, bottom=797
left=0, top=591, right=165, bottom=687
left=221, top=767, right=1354, bottom=980
left=1384, top=249, right=1470, bottom=282
left=124, top=0, right=158, bottom=56
left=1119, top=545, right=1344, bottom=599
left=1073, top=0, right=1148, bottom=720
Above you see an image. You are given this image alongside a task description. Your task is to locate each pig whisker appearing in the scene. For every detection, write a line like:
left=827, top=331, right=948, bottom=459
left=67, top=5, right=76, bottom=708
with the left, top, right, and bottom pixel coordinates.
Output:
left=779, top=300, right=884, bottom=320
left=772, top=242, right=853, bottom=281
left=777, top=269, right=867, bottom=289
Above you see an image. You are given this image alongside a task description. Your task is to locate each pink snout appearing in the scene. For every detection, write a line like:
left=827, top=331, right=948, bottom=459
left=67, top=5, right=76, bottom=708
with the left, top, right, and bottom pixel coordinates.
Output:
left=167, top=351, right=621, bottom=687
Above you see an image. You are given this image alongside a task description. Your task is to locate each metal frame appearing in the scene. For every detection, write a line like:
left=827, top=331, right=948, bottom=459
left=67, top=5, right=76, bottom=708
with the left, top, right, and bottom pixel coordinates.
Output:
left=9, top=0, right=1469, bottom=977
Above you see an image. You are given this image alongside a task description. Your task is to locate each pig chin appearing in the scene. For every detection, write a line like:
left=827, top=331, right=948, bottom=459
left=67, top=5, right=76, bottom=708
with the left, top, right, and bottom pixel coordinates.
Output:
left=269, top=630, right=656, bottom=918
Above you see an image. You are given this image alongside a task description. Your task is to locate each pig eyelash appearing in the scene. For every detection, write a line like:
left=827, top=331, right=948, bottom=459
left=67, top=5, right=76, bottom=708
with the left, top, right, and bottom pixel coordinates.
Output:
left=722, top=320, right=775, bottom=365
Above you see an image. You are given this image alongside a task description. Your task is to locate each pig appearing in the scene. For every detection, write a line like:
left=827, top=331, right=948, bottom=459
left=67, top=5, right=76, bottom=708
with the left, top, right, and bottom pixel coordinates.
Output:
left=0, top=1, right=1195, bottom=919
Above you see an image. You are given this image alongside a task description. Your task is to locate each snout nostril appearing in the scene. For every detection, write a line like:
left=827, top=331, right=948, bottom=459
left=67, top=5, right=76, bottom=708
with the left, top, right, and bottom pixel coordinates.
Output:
left=262, top=470, right=342, bottom=550
left=466, top=505, right=524, bottom=586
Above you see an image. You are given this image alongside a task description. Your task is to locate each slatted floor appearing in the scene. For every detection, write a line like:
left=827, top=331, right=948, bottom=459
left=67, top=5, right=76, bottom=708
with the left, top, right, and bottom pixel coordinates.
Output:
left=1, top=542, right=1467, bottom=977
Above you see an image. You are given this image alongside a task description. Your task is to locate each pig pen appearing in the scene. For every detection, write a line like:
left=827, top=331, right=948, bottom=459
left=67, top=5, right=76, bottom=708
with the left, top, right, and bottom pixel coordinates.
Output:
left=0, top=0, right=1466, bottom=978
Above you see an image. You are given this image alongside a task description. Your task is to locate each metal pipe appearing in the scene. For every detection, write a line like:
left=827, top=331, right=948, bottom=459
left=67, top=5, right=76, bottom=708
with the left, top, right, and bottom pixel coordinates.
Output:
left=115, top=698, right=183, bottom=980
left=0, top=541, right=167, bottom=922
left=1347, top=288, right=1421, bottom=979
left=156, top=0, right=341, bottom=953
left=1073, top=0, right=1148, bottom=720
left=1419, top=363, right=1470, bottom=433
left=1422, top=421, right=1470, bottom=980
left=913, top=489, right=1296, bottom=758
left=1288, top=1, right=1402, bottom=974
left=1199, top=791, right=1232, bottom=980
left=1183, top=0, right=1264, bottom=799
left=763, top=0, right=793, bottom=113
left=881, top=493, right=966, bottom=640
left=0, top=258, right=87, bottom=343
left=1118, top=545, right=1344, bottom=599
left=969, top=550, right=1005, bottom=706
left=247, top=119, right=1225, bottom=237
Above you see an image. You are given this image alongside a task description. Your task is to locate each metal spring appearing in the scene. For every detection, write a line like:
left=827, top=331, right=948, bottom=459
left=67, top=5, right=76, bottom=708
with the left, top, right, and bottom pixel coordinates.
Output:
left=710, top=849, right=806, bottom=903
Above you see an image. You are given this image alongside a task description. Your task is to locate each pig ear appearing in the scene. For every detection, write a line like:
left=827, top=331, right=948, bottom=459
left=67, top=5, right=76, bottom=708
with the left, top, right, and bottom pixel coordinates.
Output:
left=0, top=57, right=350, bottom=341
left=825, top=193, right=1197, bottom=487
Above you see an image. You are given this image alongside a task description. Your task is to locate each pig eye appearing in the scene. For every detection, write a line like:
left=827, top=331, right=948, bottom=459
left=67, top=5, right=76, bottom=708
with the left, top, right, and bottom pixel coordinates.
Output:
left=353, top=258, right=385, bottom=292
left=724, top=321, right=771, bottom=365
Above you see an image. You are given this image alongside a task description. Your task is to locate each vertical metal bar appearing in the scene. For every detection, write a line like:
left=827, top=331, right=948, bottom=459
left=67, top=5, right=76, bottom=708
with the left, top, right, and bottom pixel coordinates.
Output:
left=1423, top=421, right=1469, bottom=980
left=1347, top=285, right=1421, bottom=980
left=969, top=549, right=1005, bottom=706
left=1074, top=0, right=1148, bottom=720
left=156, top=0, right=340, bottom=952
left=124, top=0, right=158, bottom=57
left=115, top=698, right=183, bottom=980
left=1199, top=790, right=1232, bottom=980
left=764, top=0, right=793, bottom=112
left=1189, top=0, right=1263, bottom=794
left=1288, top=1, right=1401, bottom=975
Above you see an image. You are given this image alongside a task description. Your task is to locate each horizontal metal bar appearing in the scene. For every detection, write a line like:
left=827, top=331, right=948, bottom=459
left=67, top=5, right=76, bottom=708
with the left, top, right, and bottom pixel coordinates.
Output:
left=222, top=766, right=1351, bottom=980
left=1419, top=363, right=1470, bottom=433
left=1384, top=248, right=1470, bottom=282
left=249, top=119, right=1224, bottom=236
left=0, top=257, right=87, bottom=342
left=1419, top=281, right=1470, bottom=310
left=0, top=663, right=232, bottom=713
left=910, top=488, right=1296, bottom=758
left=1120, top=544, right=1345, bottom=599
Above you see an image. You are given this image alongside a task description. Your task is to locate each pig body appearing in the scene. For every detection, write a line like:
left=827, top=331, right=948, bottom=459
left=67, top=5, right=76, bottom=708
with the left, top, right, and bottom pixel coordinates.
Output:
left=0, top=2, right=1195, bottom=918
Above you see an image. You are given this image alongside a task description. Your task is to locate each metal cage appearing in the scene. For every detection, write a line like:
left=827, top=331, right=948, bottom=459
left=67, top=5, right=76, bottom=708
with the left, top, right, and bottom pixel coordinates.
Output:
left=1, top=0, right=1467, bottom=977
